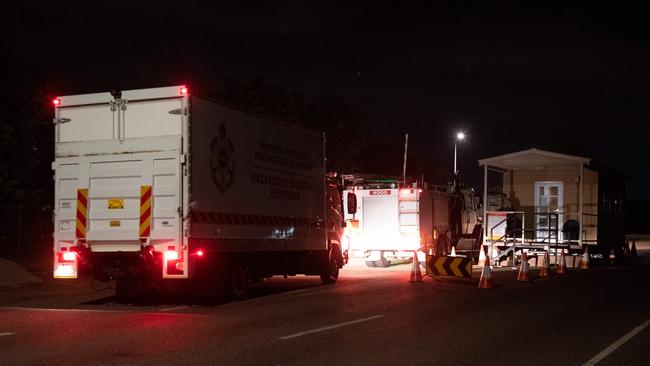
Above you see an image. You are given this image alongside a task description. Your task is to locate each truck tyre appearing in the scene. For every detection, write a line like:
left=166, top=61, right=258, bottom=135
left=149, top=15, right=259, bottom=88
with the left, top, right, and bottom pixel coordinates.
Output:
left=320, top=246, right=341, bottom=284
left=226, top=262, right=249, bottom=301
left=193, top=265, right=224, bottom=304
left=375, top=257, right=391, bottom=267
left=115, top=277, right=139, bottom=303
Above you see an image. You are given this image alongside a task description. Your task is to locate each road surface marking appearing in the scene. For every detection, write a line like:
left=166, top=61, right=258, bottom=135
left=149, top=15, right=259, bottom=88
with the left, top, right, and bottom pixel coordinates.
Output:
left=0, top=306, right=124, bottom=313
left=0, top=332, right=15, bottom=337
left=278, top=315, right=383, bottom=340
left=582, top=318, right=650, bottom=366
left=158, top=306, right=188, bottom=312
left=283, top=288, right=310, bottom=295
left=293, top=289, right=337, bottom=298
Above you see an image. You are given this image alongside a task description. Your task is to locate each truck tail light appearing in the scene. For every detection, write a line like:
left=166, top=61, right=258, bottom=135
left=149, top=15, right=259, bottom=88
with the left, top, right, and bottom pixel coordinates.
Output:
left=164, top=250, right=179, bottom=261
left=57, top=250, right=76, bottom=263
left=62, top=251, right=76, bottom=261
left=54, top=250, right=78, bottom=278
left=164, top=250, right=184, bottom=276
left=196, top=250, right=204, bottom=257
left=180, top=86, right=188, bottom=95
left=54, top=264, right=76, bottom=278
left=52, top=98, right=61, bottom=106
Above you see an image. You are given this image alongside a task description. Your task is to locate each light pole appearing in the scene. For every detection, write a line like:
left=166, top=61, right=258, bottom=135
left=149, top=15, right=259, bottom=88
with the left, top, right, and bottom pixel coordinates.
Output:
left=453, top=132, right=465, bottom=185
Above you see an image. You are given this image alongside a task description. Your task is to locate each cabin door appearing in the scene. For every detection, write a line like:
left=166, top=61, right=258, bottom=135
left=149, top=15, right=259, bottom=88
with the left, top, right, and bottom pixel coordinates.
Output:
left=534, top=181, right=563, bottom=243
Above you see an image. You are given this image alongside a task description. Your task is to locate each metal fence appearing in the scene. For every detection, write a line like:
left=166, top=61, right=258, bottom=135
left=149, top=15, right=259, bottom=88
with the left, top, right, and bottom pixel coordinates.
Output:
left=0, top=205, right=53, bottom=269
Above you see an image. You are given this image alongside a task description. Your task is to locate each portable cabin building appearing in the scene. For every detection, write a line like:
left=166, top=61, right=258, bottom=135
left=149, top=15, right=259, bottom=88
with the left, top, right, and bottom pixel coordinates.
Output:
left=478, top=149, right=625, bottom=257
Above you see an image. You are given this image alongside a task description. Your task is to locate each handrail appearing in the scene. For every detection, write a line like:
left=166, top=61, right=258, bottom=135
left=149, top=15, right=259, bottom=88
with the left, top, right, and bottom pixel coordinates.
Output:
left=486, top=209, right=598, bottom=248
left=486, top=211, right=526, bottom=244
left=489, top=217, right=509, bottom=244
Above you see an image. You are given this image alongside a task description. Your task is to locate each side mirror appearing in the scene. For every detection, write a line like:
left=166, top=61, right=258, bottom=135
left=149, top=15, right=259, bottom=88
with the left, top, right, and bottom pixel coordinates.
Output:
left=347, top=192, right=357, bottom=215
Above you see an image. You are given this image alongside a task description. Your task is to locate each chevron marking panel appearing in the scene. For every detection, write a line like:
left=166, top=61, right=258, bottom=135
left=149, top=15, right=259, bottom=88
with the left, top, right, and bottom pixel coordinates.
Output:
left=426, top=255, right=473, bottom=278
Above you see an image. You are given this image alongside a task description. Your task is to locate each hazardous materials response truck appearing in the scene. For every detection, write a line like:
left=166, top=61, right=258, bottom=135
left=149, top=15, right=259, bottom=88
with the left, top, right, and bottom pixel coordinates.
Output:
left=51, top=85, right=350, bottom=300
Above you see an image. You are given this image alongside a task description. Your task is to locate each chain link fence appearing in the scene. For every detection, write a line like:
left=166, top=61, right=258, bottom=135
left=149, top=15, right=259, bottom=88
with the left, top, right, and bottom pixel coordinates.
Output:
left=0, top=205, right=53, bottom=271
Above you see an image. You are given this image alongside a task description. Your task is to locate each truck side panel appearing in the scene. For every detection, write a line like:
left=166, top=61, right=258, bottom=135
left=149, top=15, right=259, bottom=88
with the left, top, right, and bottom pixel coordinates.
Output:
left=189, top=97, right=326, bottom=252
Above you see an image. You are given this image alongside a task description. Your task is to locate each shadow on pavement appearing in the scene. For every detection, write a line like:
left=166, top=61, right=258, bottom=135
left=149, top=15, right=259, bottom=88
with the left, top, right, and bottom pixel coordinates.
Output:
left=77, top=277, right=328, bottom=308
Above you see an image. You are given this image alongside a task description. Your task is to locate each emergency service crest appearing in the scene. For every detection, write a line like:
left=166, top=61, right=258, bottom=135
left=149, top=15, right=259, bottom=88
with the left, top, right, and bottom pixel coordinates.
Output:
left=210, top=123, right=235, bottom=193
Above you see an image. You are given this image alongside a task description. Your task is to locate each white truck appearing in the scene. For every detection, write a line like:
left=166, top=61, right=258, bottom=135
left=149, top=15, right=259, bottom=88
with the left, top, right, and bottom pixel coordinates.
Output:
left=342, top=175, right=481, bottom=267
left=51, top=85, right=350, bottom=300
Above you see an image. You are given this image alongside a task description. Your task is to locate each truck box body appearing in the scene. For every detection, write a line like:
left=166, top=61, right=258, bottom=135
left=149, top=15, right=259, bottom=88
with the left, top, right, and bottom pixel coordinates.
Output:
left=189, top=97, right=325, bottom=253
left=52, top=86, right=337, bottom=285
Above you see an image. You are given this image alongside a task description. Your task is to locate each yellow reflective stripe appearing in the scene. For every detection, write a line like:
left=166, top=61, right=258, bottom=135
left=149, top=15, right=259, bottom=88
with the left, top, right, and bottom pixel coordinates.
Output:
left=76, top=189, right=88, bottom=238
left=78, top=204, right=87, bottom=217
left=140, top=200, right=151, bottom=215
left=140, top=218, right=151, bottom=232
left=139, top=185, right=152, bottom=237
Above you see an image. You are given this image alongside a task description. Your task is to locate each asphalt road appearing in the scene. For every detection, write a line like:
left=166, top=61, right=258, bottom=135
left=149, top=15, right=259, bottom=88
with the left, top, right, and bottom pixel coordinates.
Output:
left=1, top=248, right=649, bottom=366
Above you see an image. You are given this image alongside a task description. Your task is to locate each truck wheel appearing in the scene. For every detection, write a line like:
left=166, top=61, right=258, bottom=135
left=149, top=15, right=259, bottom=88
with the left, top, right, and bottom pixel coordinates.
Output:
left=365, top=260, right=377, bottom=268
left=375, top=257, right=391, bottom=268
left=115, top=277, right=139, bottom=303
left=320, top=247, right=341, bottom=284
left=226, top=262, right=249, bottom=301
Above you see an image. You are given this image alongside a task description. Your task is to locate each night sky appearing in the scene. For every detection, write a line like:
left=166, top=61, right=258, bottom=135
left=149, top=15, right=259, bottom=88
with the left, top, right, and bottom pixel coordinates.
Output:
left=3, top=1, right=649, bottom=199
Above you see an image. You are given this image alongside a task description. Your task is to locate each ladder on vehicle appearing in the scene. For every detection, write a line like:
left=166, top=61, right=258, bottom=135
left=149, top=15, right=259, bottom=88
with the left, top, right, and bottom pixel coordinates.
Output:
left=398, top=190, right=419, bottom=236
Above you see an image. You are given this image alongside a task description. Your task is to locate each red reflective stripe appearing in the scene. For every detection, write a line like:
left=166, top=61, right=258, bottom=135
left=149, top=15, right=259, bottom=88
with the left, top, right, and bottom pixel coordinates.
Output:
left=76, top=211, right=86, bottom=223
left=140, top=206, right=151, bottom=221
left=141, top=187, right=152, bottom=203
left=77, top=191, right=87, bottom=207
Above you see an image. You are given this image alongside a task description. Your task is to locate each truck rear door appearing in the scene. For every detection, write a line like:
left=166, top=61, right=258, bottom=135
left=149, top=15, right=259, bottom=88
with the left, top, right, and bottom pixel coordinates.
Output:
left=53, top=86, right=188, bottom=278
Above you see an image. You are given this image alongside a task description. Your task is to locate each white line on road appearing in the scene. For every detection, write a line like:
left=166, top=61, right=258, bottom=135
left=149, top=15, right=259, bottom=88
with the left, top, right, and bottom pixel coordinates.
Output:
left=293, top=289, right=337, bottom=298
left=283, top=288, right=310, bottom=295
left=0, top=306, right=124, bottom=313
left=582, top=318, right=650, bottom=366
left=278, top=315, right=383, bottom=340
left=0, top=332, right=15, bottom=337
left=158, top=306, right=188, bottom=312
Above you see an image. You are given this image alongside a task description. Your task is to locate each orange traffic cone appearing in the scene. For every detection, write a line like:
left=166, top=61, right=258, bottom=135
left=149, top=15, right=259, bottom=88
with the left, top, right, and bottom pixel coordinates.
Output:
left=409, top=251, right=423, bottom=282
left=478, top=245, right=486, bottom=266
left=517, top=252, right=531, bottom=282
left=608, top=248, right=616, bottom=265
left=539, top=251, right=550, bottom=278
left=631, top=241, right=638, bottom=258
left=556, top=250, right=567, bottom=275
left=450, top=246, right=457, bottom=257
left=478, top=256, right=493, bottom=289
left=579, top=245, right=590, bottom=269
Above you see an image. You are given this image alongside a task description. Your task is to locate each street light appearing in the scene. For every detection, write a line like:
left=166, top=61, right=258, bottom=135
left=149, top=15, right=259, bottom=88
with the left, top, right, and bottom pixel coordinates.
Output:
left=454, top=132, right=465, bottom=185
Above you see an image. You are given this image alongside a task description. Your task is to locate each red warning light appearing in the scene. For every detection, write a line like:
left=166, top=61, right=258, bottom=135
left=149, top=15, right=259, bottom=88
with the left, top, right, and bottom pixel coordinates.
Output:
left=53, top=98, right=61, bottom=106
left=62, top=252, right=76, bottom=261
left=196, top=250, right=204, bottom=257
left=164, top=250, right=179, bottom=261
left=180, top=86, right=188, bottom=95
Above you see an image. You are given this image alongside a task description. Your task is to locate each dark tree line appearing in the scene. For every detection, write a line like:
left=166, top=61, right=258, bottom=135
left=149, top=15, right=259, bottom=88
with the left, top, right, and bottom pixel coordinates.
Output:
left=209, top=77, right=447, bottom=184
left=208, top=76, right=362, bottom=173
left=0, top=60, right=54, bottom=207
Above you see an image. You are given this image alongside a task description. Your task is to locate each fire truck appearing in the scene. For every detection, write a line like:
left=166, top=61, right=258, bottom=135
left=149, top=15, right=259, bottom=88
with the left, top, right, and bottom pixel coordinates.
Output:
left=341, top=174, right=481, bottom=267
